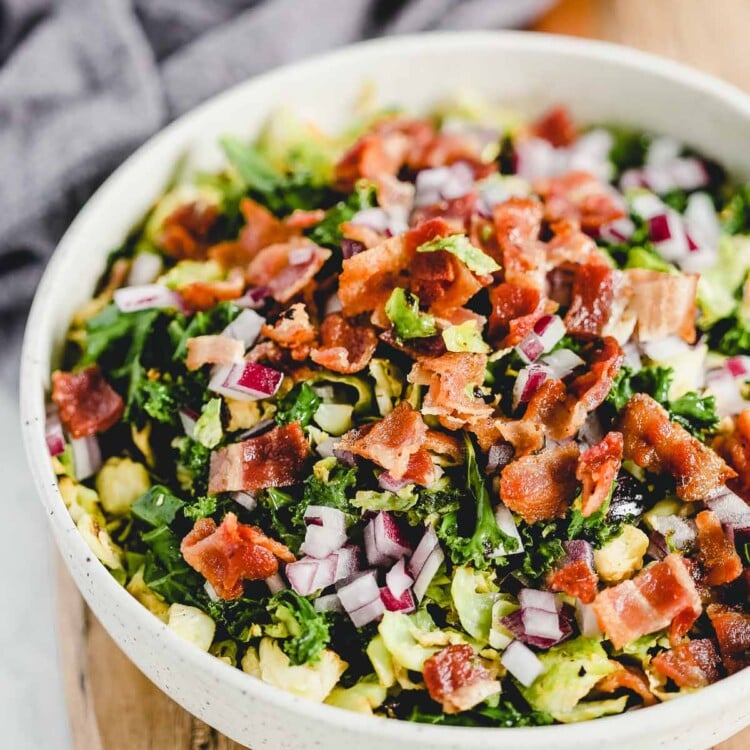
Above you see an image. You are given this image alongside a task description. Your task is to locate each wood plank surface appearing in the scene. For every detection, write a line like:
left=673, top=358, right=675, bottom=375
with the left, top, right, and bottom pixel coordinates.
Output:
left=59, top=1, right=750, bottom=748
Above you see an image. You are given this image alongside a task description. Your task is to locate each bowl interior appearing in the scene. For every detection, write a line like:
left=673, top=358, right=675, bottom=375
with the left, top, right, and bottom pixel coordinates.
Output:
left=20, top=31, right=750, bottom=750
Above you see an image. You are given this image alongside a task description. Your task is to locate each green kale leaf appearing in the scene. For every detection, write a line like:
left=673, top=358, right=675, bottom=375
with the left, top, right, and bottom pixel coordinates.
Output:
left=437, top=434, right=518, bottom=569
left=131, top=485, right=186, bottom=527
left=267, top=590, right=331, bottom=665
left=274, top=382, right=321, bottom=427
left=306, top=184, right=375, bottom=249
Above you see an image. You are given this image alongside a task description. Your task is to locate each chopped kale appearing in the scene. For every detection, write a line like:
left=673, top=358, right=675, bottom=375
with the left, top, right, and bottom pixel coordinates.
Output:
left=274, top=382, right=321, bottom=427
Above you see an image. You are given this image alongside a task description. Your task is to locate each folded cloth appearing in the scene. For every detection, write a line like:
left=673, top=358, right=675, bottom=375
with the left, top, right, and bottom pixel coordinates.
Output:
left=0, top=0, right=552, bottom=385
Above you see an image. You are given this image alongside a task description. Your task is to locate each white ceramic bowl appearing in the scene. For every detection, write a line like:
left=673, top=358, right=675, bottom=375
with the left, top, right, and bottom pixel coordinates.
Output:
left=20, top=31, right=750, bottom=750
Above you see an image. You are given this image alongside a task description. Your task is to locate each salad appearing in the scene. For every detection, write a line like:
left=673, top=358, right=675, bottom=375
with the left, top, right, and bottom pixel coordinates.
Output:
left=47, top=97, right=750, bottom=727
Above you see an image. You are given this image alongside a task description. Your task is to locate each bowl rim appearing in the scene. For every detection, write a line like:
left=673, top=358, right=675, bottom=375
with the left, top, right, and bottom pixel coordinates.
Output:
left=20, top=29, right=750, bottom=744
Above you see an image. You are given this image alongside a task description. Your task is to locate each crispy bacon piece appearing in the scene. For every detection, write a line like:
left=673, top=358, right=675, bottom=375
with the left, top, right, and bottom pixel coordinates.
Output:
left=284, top=208, right=326, bottom=230
left=403, top=216, right=457, bottom=252
left=181, top=512, right=294, bottom=600
left=625, top=269, right=698, bottom=344
left=408, top=128, right=496, bottom=176
left=564, top=264, right=618, bottom=337
left=487, top=282, right=546, bottom=346
left=530, top=105, right=577, bottom=148
left=372, top=173, right=415, bottom=213
left=338, top=402, right=427, bottom=480
left=620, top=394, right=735, bottom=502
left=334, top=124, right=411, bottom=191
left=159, top=201, right=218, bottom=260
left=310, top=313, right=378, bottom=374
left=695, top=510, right=743, bottom=586
left=651, top=639, right=721, bottom=688
left=536, top=171, right=626, bottom=232
left=499, top=443, right=580, bottom=524
left=595, top=665, right=657, bottom=706
left=424, top=429, right=463, bottom=463
left=577, top=432, right=624, bottom=517
left=493, top=197, right=546, bottom=290
left=379, top=329, right=446, bottom=360
left=51, top=366, right=124, bottom=439
left=521, top=338, right=623, bottom=443
left=185, top=335, right=244, bottom=371
left=593, top=554, right=702, bottom=649
left=246, top=239, right=331, bottom=304
left=707, top=604, right=750, bottom=674
left=209, top=198, right=293, bottom=268
left=546, top=219, right=611, bottom=268
left=410, top=192, right=480, bottom=230
left=410, top=250, right=456, bottom=307
left=408, top=353, right=492, bottom=430
left=262, top=303, right=317, bottom=361
left=208, top=423, right=309, bottom=494
left=423, top=645, right=499, bottom=715
left=713, top=410, right=750, bottom=500
left=496, top=417, right=544, bottom=456
left=548, top=553, right=599, bottom=604
left=180, top=270, right=245, bottom=311
left=340, top=221, right=384, bottom=249
left=381, top=448, right=439, bottom=488
left=338, top=235, right=411, bottom=321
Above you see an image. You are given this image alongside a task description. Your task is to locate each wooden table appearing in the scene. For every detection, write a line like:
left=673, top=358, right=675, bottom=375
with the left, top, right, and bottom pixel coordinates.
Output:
left=60, top=1, right=750, bottom=747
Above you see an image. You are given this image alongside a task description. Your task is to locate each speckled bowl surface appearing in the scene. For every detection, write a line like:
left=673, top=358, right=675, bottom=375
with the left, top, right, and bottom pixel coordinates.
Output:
left=20, top=31, right=750, bottom=750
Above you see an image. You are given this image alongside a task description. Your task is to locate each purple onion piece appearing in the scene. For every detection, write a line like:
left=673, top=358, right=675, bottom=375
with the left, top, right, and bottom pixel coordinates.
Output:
left=332, top=447, right=357, bottom=467
left=341, top=238, right=366, bottom=259
left=486, top=441, right=515, bottom=475
left=238, top=418, right=275, bottom=440
left=562, top=539, right=595, bottom=569
left=647, top=531, right=669, bottom=561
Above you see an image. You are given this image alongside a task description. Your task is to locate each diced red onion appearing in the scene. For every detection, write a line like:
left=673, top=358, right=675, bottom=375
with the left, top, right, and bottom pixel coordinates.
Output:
left=265, top=572, right=287, bottom=594
left=364, top=511, right=411, bottom=567
left=71, top=435, right=102, bottom=481
left=300, top=523, right=347, bottom=560
left=647, top=211, right=689, bottom=262
left=222, top=309, right=264, bottom=349
left=378, top=471, right=411, bottom=492
left=408, top=525, right=440, bottom=579
left=330, top=545, right=360, bottom=582
left=314, top=593, right=344, bottom=613
left=415, top=163, right=475, bottom=207
left=650, top=515, right=697, bottom=552
left=303, top=505, right=347, bottom=535
left=289, top=244, right=315, bottom=266
left=412, top=545, right=444, bottom=603
left=512, top=363, right=551, bottom=410
left=641, top=335, right=691, bottom=362
left=705, top=368, right=747, bottom=418
left=350, top=208, right=390, bottom=232
left=622, top=343, right=643, bottom=372
left=208, top=362, right=283, bottom=401
left=578, top=411, right=605, bottom=450
left=522, top=607, right=563, bottom=641
left=204, top=581, right=219, bottom=602
left=646, top=136, right=682, bottom=167
left=501, top=641, right=544, bottom=687
left=705, top=487, right=750, bottom=529
left=385, top=557, right=414, bottom=599
left=338, top=570, right=381, bottom=619
left=518, top=588, right=559, bottom=613
left=440, top=161, right=475, bottom=200
left=380, top=586, right=416, bottom=614
left=620, top=169, right=646, bottom=192
left=575, top=599, right=601, bottom=637
left=127, top=252, right=163, bottom=286
left=315, top=437, right=336, bottom=459
left=501, top=606, right=572, bottom=650
left=231, top=490, right=257, bottom=512
left=286, top=559, right=320, bottom=596
left=562, top=539, right=594, bottom=569
left=349, top=597, right=386, bottom=627
left=234, top=286, right=270, bottom=309
left=541, top=348, right=584, bottom=380
left=670, top=158, right=709, bottom=190
left=45, top=405, right=65, bottom=457
left=598, top=217, right=636, bottom=244
left=685, top=192, right=720, bottom=248
left=516, top=333, right=545, bottom=364
left=647, top=531, right=669, bottom=561
left=515, top=137, right=558, bottom=181
left=113, top=284, right=182, bottom=313
left=341, top=239, right=366, bottom=259
left=726, top=356, right=750, bottom=379
left=179, top=408, right=198, bottom=438
left=494, top=504, right=523, bottom=556
left=332, top=446, right=357, bottom=467
left=324, top=293, right=343, bottom=315
left=535, top=314, right=565, bottom=349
